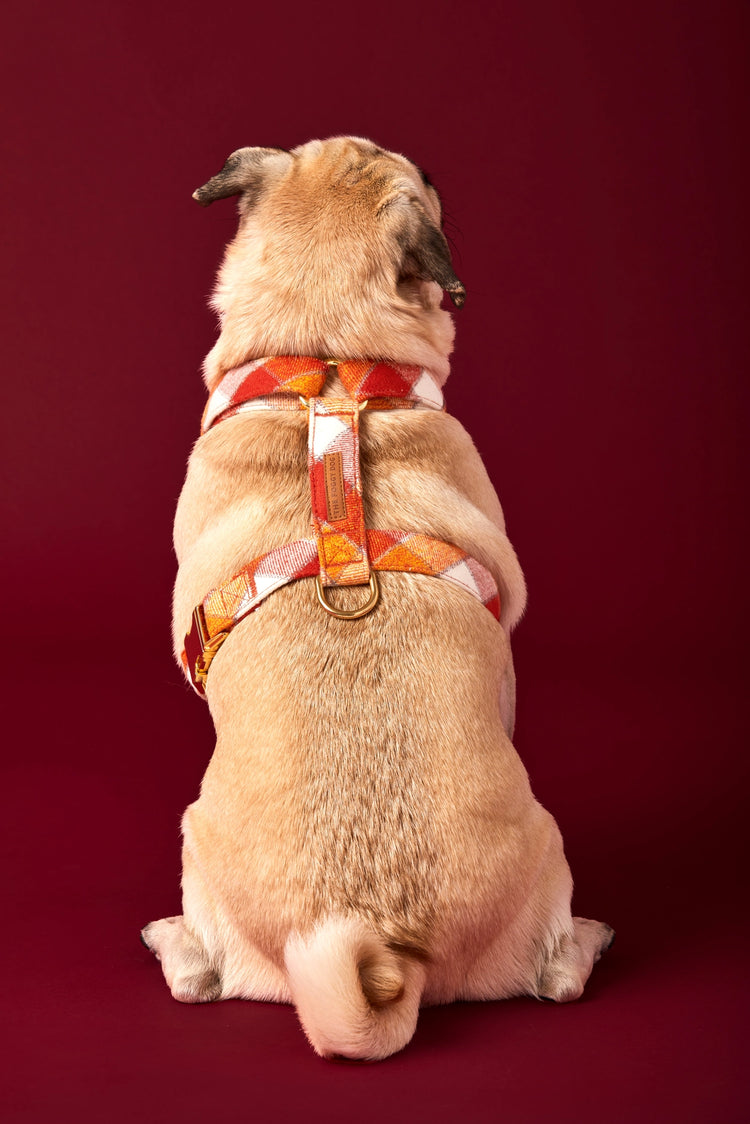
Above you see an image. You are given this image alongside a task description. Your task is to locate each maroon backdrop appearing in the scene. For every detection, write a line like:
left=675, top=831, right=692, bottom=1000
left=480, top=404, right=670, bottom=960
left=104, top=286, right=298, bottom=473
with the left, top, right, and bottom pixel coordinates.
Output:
left=2, top=2, right=747, bottom=1121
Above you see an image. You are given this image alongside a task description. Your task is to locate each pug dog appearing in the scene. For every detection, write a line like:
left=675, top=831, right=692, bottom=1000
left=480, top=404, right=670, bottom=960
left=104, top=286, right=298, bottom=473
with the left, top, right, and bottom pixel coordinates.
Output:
left=141, top=137, right=613, bottom=1061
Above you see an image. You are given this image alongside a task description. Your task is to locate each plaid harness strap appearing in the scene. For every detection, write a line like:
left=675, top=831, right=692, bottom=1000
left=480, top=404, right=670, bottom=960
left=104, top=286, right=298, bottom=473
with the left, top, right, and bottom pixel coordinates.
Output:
left=183, top=356, right=500, bottom=697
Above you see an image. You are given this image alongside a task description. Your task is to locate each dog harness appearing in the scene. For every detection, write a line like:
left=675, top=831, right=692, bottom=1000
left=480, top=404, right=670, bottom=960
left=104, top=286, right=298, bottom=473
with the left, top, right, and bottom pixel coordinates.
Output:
left=183, top=356, right=500, bottom=696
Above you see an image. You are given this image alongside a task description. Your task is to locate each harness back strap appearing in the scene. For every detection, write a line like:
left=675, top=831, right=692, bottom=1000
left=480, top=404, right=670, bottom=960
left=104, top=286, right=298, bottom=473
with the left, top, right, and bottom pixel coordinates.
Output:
left=309, top=397, right=370, bottom=586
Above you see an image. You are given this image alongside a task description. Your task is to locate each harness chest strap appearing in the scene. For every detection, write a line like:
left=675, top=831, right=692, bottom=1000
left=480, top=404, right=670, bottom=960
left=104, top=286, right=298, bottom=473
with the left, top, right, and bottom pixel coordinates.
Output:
left=182, top=356, right=501, bottom=697
left=184, top=530, right=501, bottom=695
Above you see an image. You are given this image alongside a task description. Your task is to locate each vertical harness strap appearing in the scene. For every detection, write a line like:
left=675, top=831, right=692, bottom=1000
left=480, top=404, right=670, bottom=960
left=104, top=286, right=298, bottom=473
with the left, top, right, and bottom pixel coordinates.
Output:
left=308, top=397, right=370, bottom=587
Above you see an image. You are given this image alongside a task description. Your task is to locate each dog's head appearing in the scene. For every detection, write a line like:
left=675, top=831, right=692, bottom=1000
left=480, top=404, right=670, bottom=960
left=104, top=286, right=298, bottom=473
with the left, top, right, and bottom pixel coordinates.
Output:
left=194, top=138, right=465, bottom=386
left=194, top=137, right=465, bottom=308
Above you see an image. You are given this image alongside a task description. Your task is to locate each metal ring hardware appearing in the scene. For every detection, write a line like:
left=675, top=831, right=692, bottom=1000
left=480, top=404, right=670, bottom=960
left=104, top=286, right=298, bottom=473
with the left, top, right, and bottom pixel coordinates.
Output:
left=315, top=573, right=380, bottom=619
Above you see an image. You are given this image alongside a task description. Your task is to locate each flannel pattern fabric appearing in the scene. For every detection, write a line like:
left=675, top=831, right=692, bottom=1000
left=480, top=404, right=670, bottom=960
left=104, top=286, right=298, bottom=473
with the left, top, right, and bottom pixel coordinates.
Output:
left=336, top=359, right=445, bottom=409
left=367, top=530, right=501, bottom=619
left=202, top=356, right=329, bottom=432
left=308, top=397, right=370, bottom=587
left=195, top=539, right=320, bottom=638
left=202, top=355, right=444, bottom=432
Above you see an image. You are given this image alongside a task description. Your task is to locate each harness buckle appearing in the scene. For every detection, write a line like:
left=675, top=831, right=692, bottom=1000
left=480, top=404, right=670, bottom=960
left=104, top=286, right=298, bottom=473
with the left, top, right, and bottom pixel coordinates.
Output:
left=184, top=605, right=229, bottom=696
left=315, top=573, right=380, bottom=620
left=194, top=631, right=229, bottom=693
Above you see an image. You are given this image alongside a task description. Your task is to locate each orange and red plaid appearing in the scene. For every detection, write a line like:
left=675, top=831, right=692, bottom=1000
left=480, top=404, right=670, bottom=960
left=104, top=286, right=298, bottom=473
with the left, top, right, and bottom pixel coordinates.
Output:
left=309, top=397, right=370, bottom=586
left=202, top=355, right=444, bottom=432
left=336, top=358, right=444, bottom=409
left=202, top=356, right=329, bottom=431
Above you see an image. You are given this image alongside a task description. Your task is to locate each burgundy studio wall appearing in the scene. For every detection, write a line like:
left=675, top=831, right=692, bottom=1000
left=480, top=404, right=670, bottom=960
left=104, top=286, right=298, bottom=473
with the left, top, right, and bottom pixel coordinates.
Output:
left=2, top=2, right=747, bottom=1122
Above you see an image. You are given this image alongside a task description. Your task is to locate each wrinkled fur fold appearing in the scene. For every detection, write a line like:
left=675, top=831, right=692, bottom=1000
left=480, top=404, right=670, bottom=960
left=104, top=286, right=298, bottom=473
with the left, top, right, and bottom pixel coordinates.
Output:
left=143, top=137, right=612, bottom=1060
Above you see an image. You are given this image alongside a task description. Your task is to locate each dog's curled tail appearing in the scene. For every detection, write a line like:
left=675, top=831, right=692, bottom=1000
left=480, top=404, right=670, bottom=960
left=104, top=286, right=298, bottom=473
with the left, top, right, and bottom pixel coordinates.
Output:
left=284, top=916, right=426, bottom=1061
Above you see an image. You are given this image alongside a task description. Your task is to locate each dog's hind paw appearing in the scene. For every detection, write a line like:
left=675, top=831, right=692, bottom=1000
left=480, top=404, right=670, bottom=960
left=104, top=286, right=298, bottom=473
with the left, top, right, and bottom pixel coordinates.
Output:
left=537, top=917, right=614, bottom=1003
left=140, top=915, right=223, bottom=1002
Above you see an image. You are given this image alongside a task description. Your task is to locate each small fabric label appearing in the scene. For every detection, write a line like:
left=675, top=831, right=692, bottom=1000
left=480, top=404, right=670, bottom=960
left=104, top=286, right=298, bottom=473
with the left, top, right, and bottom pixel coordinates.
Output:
left=323, top=451, right=347, bottom=521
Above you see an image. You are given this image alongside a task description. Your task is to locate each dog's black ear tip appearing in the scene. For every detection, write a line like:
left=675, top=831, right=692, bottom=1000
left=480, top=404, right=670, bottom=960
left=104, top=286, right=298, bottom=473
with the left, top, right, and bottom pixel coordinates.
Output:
left=449, top=285, right=466, bottom=309
left=192, top=188, right=212, bottom=207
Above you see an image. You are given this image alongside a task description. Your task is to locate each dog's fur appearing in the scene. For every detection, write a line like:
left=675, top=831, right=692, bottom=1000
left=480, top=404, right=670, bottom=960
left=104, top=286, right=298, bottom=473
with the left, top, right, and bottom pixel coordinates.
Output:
left=142, top=137, right=613, bottom=1060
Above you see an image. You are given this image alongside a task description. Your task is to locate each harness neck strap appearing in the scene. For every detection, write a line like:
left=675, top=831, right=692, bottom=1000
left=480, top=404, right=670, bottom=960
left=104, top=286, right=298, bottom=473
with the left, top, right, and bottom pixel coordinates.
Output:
left=202, top=356, right=445, bottom=432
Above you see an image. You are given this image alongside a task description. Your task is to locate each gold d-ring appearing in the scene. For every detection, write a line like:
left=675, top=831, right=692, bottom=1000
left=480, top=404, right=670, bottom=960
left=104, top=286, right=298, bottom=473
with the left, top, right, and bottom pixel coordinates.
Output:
left=315, top=573, right=380, bottom=619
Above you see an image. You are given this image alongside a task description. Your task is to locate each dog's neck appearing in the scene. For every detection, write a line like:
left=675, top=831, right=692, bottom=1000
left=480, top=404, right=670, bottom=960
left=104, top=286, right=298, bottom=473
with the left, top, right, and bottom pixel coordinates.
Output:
left=203, top=309, right=455, bottom=393
left=200, top=218, right=457, bottom=390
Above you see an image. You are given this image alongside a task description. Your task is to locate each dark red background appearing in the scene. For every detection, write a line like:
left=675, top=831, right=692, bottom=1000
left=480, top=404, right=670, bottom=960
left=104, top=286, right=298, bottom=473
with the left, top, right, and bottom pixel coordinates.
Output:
left=3, top=2, right=747, bottom=1120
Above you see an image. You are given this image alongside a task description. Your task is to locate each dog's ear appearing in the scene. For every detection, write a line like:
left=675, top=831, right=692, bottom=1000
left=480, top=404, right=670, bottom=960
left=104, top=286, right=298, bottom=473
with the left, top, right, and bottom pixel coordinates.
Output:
left=400, top=208, right=466, bottom=308
left=192, top=147, right=292, bottom=208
